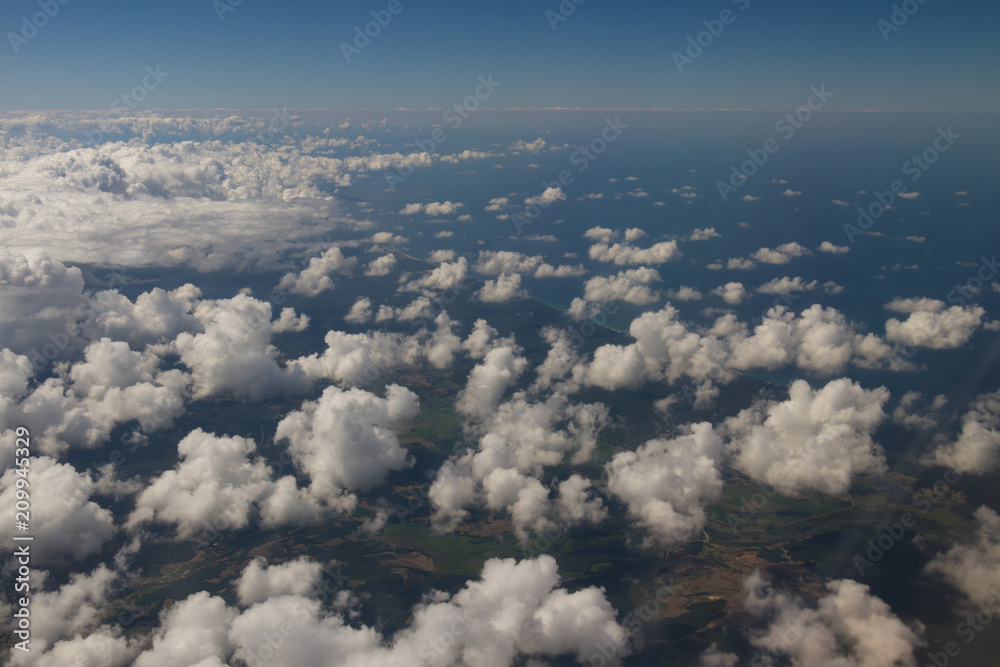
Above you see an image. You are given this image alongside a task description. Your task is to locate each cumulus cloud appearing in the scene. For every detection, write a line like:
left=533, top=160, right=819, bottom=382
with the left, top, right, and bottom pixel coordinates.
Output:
left=0, top=457, right=115, bottom=564
left=923, top=390, right=1000, bottom=474
left=750, top=242, right=812, bottom=265
left=277, top=247, right=357, bottom=297
left=128, top=428, right=320, bottom=539
left=819, top=241, right=850, bottom=254
left=740, top=571, right=923, bottom=667
left=885, top=305, right=985, bottom=349
left=589, top=240, right=681, bottom=266
left=884, top=297, right=945, bottom=314
left=129, top=555, right=629, bottom=667
left=474, top=250, right=543, bottom=276
left=236, top=557, right=324, bottom=607
left=398, top=257, right=469, bottom=295
left=712, top=282, right=746, bottom=305
left=476, top=273, right=529, bottom=303
left=725, top=379, right=889, bottom=495
left=428, top=249, right=457, bottom=263
left=688, top=227, right=721, bottom=241
left=757, top=276, right=818, bottom=295
left=667, top=286, right=703, bottom=301
left=534, top=263, right=586, bottom=278
left=606, top=423, right=724, bottom=547
left=525, top=187, right=566, bottom=207
left=274, top=384, right=419, bottom=509
left=400, top=201, right=465, bottom=216
left=344, top=297, right=373, bottom=324
left=925, top=505, right=1000, bottom=607
left=581, top=268, right=661, bottom=305
left=363, top=254, right=397, bottom=276
left=726, top=257, right=757, bottom=270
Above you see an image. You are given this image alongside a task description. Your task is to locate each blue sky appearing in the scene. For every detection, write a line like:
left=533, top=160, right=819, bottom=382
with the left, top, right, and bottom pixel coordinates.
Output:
left=1, top=0, right=997, bottom=111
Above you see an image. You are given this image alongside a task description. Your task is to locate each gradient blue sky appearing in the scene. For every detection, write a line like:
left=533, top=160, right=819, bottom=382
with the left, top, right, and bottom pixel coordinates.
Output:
left=1, top=0, right=997, bottom=111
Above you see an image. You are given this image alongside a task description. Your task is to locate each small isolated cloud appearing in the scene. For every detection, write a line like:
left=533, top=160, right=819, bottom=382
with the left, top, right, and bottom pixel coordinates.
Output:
left=712, top=282, right=746, bottom=305
left=899, top=192, right=920, bottom=200
left=905, top=235, right=926, bottom=243
left=741, top=195, right=762, bottom=202
left=819, top=241, right=850, bottom=254
left=476, top=273, right=530, bottom=303
left=525, top=187, right=566, bottom=207
left=511, top=138, right=546, bottom=153
left=727, top=257, right=757, bottom=270
left=757, top=276, right=818, bottom=295
left=401, top=201, right=465, bottom=216
left=667, top=286, right=703, bottom=301
left=832, top=199, right=851, bottom=207
left=925, top=505, right=1000, bottom=607
left=364, top=254, right=397, bottom=277
left=428, top=249, right=457, bottom=263
left=923, top=390, right=1000, bottom=474
left=782, top=189, right=802, bottom=197
left=589, top=240, right=682, bottom=266
left=688, top=227, right=721, bottom=241
left=485, top=197, right=510, bottom=211
left=885, top=305, right=985, bottom=349
left=750, top=242, right=812, bottom=265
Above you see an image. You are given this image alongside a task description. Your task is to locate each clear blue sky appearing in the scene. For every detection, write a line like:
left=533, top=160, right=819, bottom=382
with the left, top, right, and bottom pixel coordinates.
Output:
left=1, top=0, right=997, bottom=111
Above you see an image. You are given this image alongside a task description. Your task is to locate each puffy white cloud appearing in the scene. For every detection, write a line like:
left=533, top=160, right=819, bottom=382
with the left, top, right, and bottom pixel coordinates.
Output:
left=0, top=457, right=114, bottom=564
left=131, top=556, right=629, bottom=667
left=581, top=267, right=661, bottom=305
left=455, top=347, right=528, bottom=423
left=819, top=241, right=850, bottom=254
left=606, top=423, right=724, bottom=547
left=128, top=428, right=319, bottom=538
left=485, top=197, right=510, bottom=212
left=511, top=138, right=547, bottom=152
left=171, top=293, right=310, bottom=400
left=750, top=242, right=812, bottom=265
left=589, top=240, right=681, bottom=266
left=344, top=297, right=373, bottom=324
left=534, top=263, right=586, bottom=278
left=741, top=571, right=923, bottom=667
left=923, top=390, right=1000, bottom=473
left=884, top=297, right=945, bottom=314
left=925, top=505, right=1000, bottom=607
left=363, top=254, right=397, bottom=276
left=428, top=249, right=457, bottom=263
left=757, top=276, right=818, bottom=295
left=398, top=257, right=469, bottom=294
left=624, top=227, right=647, bottom=241
left=370, top=232, right=407, bottom=246
left=885, top=305, right=984, bottom=349
left=525, top=187, right=566, bottom=207
left=133, top=591, right=235, bottom=667
left=725, top=379, right=889, bottom=495
left=404, top=201, right=464, bottom=216
left=278, top=247, right=358, bottom=297
left=584, top=226, right=617, bottom=243
left=712, top=282, right=746, bottom=305
left=688, top=227, right=721, bottom=241
left=474, top=250, right=543, bottom=275
left=727, top=257, right=757, bottom=270
left=667, top=286, right=703, bottom=301
left=275, top=384, right=419, bottom=508
left=236, top=557, right=324, bottom=607
left=476, top=273, right=530, bottom=303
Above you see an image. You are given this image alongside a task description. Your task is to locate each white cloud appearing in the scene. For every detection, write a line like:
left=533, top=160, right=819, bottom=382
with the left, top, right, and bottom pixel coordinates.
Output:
left=818, top=241, right=850, bottom=254
left=757, top=276, right=818, bottom=295
left=428, top=249, right=456, bottom=263
left=275, top=385, right=419, bottom=508
left=363, top=254, right=397, bottom=277
left=667, top=286, right=703, bottom=301
left=741, top=571, right=923, bottom=667
left=476, top=273, right=530, bottom=303
left=688, top=227, right=721, bottom=241
left=525, top=187, right=566, bottom=207
left=712, top=282, right=746, bottom=305
left=589, top=240, right=682, bottom=265
left=0, top=457, right=114, bottom=564
left=581, top=268, right=661, bottom=305
left=277, top=247, right=358, bottom=297
left=751, top=242, right=812, bottom=265
left=884, top=297, right=945, bottom=314
left=782, top=189, right=802, bottom=197
left=344, top=297, right=372, bottom=324
left=398, top=257, right=469, bottom=294
left=474, top=250, right=543, bottom=275
left=923, top=390, right=1000, bottom=474
left=534, top=263, right=586, bottom=278
left=725, top=379, right=889, bottom=495
left=607, top=423, right=724, bottom=547
left=885, top=305, right=985, bottom=349
left=236, top=557, right=324, bottom=607
left=925, top=505, right=1000, bottom=607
